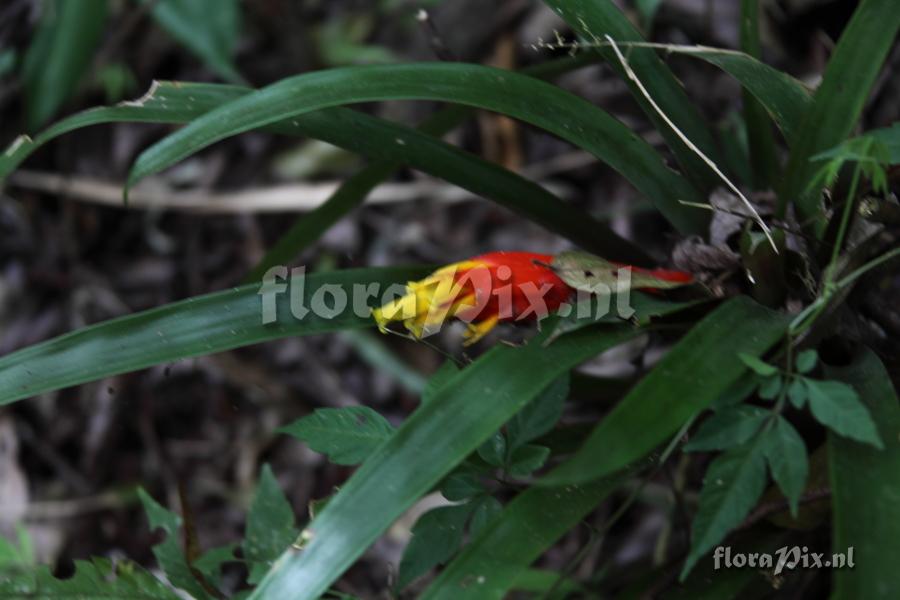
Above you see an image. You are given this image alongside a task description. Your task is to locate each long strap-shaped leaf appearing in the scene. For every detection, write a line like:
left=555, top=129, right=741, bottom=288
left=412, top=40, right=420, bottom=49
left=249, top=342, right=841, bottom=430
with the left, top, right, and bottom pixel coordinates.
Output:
left=543, top=0, right=720, bottom=193
left=740, top=0, right=781, bottom=189
left=694, top=49, right=810, bottom=144
left=247, top=43, right=816, bottom=281
left=243, top=54, right=612, bottom=280
left=0, top=54, right=590, bottom=179
left=543, top=296, right=789, bottom=485
left=778, top=0, right=900, bottom=223
left=22, top=0, right=108, bottom=131
left=247, top=324, right=643, bottom=600
left=421, top=466, right=636, bottom=599
left=826, top=350, right=900, bottom=599
left=0, top=267, right=428, bottom=405
left=1, top=82, right=650, bottom=265
left=123, top=63, right=708, bottom=234
left=277, top=100, right=653, bottom=265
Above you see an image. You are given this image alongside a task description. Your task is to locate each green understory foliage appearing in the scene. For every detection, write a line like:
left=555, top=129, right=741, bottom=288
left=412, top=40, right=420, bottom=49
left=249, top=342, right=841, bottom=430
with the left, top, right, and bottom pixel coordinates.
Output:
left=0, top=0, right=898, bottom=598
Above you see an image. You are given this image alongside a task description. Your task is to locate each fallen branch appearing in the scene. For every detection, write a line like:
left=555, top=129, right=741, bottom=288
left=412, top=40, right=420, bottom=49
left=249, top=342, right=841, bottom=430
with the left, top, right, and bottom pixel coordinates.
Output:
left=7, top=169, right=573, bottom=213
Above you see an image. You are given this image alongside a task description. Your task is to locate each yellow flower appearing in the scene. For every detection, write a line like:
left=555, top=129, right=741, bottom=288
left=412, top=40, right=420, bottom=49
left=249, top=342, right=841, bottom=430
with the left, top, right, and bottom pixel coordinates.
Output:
left=372, top=251, right=574, bottom=345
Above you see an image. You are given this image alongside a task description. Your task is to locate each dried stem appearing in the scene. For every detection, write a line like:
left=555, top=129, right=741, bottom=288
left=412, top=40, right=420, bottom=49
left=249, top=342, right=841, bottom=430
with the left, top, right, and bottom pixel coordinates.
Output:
left=603, top=35, right=777, bottom=252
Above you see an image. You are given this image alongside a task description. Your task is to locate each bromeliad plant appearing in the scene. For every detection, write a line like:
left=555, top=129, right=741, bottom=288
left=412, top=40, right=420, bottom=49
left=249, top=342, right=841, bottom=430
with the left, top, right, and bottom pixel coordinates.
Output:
left=371, top=250, right=693, bottom=344
left=0, top=0, right=899, bottom=598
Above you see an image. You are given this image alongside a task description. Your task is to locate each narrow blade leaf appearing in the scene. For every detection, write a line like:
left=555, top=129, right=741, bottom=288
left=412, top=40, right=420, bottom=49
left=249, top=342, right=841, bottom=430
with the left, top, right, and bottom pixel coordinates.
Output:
left=543, top=0, right=720, bottom=192
left=778, top=0, right=900, bottom=223
left=1, top=82, right=649, bottom=265
left=421, top=469, right=635, bottom=599
left=124, top=64, right=708, bottom=234
left=543, top=297, right=789, bottom=485
left=826, top=350, right=900, bottom=599
left=21, top=0, right=108, bottom=130
left=247, top=324, right=642, bottom=600
left=0, top=267, right=428, bottom=405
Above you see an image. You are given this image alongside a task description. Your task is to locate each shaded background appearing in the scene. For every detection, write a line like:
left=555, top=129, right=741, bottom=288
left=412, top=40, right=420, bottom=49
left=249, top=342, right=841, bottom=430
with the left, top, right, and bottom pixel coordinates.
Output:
left=0, top=0, right=896, bottom=596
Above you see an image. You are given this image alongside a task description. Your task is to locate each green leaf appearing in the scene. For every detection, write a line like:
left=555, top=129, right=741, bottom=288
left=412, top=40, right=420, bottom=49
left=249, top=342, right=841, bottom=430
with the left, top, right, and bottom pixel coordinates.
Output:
left=681, top=441, right=767, bottom=579
left=635, top=0, right=664, bottom=28
left=812, top=133, right=894, bottom=167
left=810, top=136, right=891, bottom=194
left=341, top=330, right=426, bottom=394
left=421, top=468, right=635, bottom=599
left=139, top=489, right=180, bottom=536
left=1, top=82, right=649, bottom=266
left=510, top=569, right=585, bottom=597
left=243, top=54, right=641, bottom=280
left=667, top=532, right=789, bottom=599
left=477, top=432, right=508, bottom=468
left=826, top=349, right=900, bottom=599
left=740, top=0, right=779, bottom=189
left=440, top=470, right=485, bottom=502
left=95, top=62, right=138, bottom=103
left=804, top=379, right=883, bottom=448
left=846, top=122, right=900, bottom=165
left=244, top=465, right=299, bottom=584
left=21, top=0, right=108, bottom=130
left=650, top=46, right=811, bottom=145
left=262, top=106, right=649, bottom=263
left=422, top=360, right=461, bottom=406
left=147, top=0, right=243, bottom=84
left=778, top=0, right=900, bottom=224
left=468, top=496, right=503, bottom=537
left=719, top=111, right=755, bottom=187
left=545, top=291, right=704, bottom=343
left=710, top=373, right=759, bottom=410
left=787, top=377, right=808, bottom=408
left=0, top=266, right=427, bottom=406
left=543, top=298, right=789, bottom=485
left=125, top=64, right=708, bottom=235
left=544, top=0, right=720, bottom=192
left=0, top=525, right=34, bottom=570
left=757, top=374, right=783, bottom=400
left=0, top=557, right=182, bottom=599
left=192, top=544, right=237, bottom=588
left=795, top=349, right=818, bottom=374
left=684, top=405, right=769, bottom=452
left=247, top=324, right=641, bottom=599
left=507, top=445, right=551, bottom=478
left=506, top=375, right=568, bottom=451
left=280, top=407, right=395, bottom=466
left=738, top=353, right=777, bottom=376
left=760, top=416, right=808, bottom=516
left=533, top=39, right=813, bottom=152
left=397, top=503, right=475, bottom=589
left=138, top=489, right=214, bottom=599
left=315, top=15, right=397, bottom=66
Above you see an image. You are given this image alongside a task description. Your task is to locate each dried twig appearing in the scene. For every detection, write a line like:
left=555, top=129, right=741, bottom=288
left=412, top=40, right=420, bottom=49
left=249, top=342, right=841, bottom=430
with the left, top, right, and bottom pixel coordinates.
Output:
left=603, top=35, right=777, bottom=252
left=7, top=168, right=574, bottom=213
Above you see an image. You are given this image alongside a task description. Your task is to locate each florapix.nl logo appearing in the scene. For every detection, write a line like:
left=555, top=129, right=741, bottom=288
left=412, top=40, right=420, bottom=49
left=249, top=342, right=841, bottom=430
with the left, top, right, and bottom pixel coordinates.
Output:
left=256, top=264, right=638, bottom=336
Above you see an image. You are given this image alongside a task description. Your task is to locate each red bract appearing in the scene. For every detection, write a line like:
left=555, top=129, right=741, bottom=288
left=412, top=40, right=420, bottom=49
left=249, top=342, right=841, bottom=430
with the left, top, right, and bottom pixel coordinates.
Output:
left=371, top=250, right=693, bottom=345
left=372, top=251, right=574, bottom=345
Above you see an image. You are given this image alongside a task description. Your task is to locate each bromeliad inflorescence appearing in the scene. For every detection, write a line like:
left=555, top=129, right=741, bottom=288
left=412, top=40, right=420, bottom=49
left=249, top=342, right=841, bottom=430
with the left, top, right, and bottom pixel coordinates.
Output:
left=371, top=250, right=693, bottom=345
